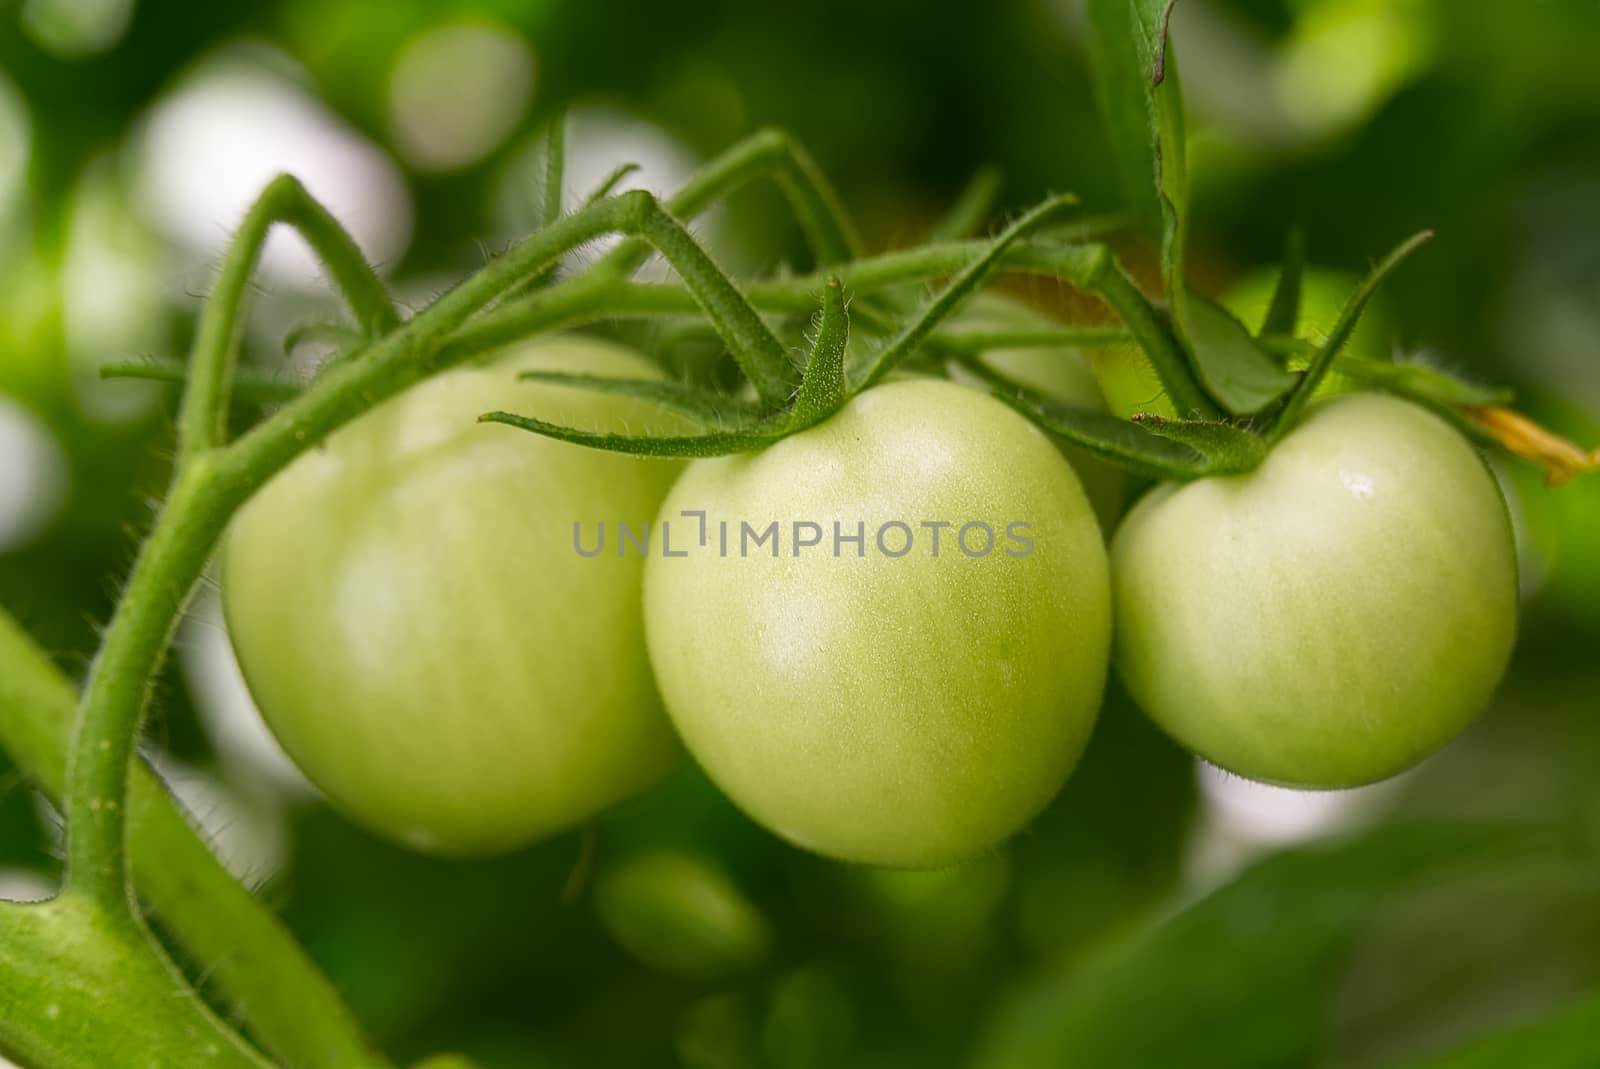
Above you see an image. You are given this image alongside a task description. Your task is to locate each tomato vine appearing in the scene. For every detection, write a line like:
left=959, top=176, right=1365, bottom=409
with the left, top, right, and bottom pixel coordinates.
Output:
left=0, top=14, right=1591, bottom=1067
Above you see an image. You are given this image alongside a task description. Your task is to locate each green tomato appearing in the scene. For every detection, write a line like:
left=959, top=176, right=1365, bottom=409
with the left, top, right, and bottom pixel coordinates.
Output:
left=1111, top=393, right=1518, bottom=787
left=643, top=379, right=1111, bottom=867
left=595, top=851, right=772, bottom=979
left=223, top=336, right=686, bottom=855
left=944, top=293, right=1124, bottom=531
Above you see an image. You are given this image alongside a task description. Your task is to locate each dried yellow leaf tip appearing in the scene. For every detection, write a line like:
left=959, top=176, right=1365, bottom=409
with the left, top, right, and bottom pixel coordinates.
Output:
left=1465, top=405, right=1600, bottom=486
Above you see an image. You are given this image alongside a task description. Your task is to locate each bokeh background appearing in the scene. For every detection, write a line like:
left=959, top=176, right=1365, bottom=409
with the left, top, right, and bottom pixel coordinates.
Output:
left=2, top=1, right=1600, bottom=1066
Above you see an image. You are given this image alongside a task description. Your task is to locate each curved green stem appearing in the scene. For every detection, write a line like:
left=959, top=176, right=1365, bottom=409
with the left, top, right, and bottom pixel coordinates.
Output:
left=177, top=174, right=398, bottom=460
left=769, top=239, right=1215, bottom=416
left=599, top=126, right=862, bottom=277
left=632, top=194, right=797, bottom=402
left=543, top=108, right=567, bottom=229
left=465, top=235, right=1213, bottom=413
left=64, top=464, right=235, bottom=914
left=581, top=162, right=642, bottom=208
left=102, top=361, right=303, bottom=404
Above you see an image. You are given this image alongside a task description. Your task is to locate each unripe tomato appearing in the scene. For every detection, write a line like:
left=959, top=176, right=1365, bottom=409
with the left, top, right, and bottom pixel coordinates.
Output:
left=1111, top=393, right=1518, bottom=787
left=945, top=294, right=1124, bottom=531
left=643, top=379, right=1112, bottom=867
left=223, top=336, right=686, bottom=854
left=595, top=851, right=772, bottom=978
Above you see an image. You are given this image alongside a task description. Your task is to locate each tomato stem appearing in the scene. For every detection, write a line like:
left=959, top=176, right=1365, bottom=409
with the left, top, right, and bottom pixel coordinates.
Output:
left=175, top=175, right=399, bottom=459
left=1265, top=230, right=1434, bottom=444
left=598, top=126, right=863, bottom=277
left=855, top=195, right=1081, bottom=389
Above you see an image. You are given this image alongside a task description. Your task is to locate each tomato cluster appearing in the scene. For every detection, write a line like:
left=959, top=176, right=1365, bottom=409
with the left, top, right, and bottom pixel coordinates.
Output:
left=223, top=306, right=1519, bottom=867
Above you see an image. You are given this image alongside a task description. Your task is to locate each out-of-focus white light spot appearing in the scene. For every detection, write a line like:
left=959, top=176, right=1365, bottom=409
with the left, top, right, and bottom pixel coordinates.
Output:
left=0, top=396, right=68, bottom=552
left=63, top=156, right=166, bottom=424
left=1200, top=763, right=1382, bottom=842
left=1273, top=0, right=1429, bottom=137
left=132, top=46, right=413, bottom=289
left=388, top=21, right=535, bottom=173
left=495, top=106, right=702, bottom=279
left=178, top=587, right=318, bottom=799
left=1186, top=759, right=1402, bottom=890
left=0, top=868, right=56, bottom=903
left=20, top=0, right=134, bottom=59
left=0, top=75, right=29, bottom=216
left=146, top=749, right=289, bottom=890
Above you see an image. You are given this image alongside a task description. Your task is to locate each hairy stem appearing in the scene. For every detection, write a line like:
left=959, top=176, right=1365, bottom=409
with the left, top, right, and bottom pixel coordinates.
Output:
left=177, top=175, right=397, bottom=459
left=0, top=612, right=392, bottom=1069
left=469, top=237, right=1211, bottom=411
left=855, top=195, right=1080, bottom=389
left=599, top=127, right=862, bottom=277
left=543, top=108, right=566, bottom=229
left=1266, top=230, right=1434, bottom=443
left=65, top=465, right=235, bottom=914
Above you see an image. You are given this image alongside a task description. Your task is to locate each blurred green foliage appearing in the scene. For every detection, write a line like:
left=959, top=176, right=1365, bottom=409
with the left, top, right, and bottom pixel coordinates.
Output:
left=3, top=1, right=1600, bottom=1066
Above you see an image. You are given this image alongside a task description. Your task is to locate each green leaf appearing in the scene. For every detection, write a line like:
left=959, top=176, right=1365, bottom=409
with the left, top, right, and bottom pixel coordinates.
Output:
left=1259, top=226, right=1307, bottom=341
left=492, top=280, right=852, bottom=458
left=1178, top=294, right=1297, bottom=414
left=974, top=823, right=1538, bottom=1069
left=788, top=278, right=849, bottom=429
left=478, top=411, right=782, bottom=458
left=994, top=388, right=1213, bottom=482
left=1086, top=0, right=1293, bottom=415
left=1332, top=354, right=1513, bottom=407
left=515, top=371, right=760, bottom=426
left=1086, top=0, right=1184, bottom=239
left=542, top=107, right=567, bottom=228
left=1129, top=412, right=1266, bottom=473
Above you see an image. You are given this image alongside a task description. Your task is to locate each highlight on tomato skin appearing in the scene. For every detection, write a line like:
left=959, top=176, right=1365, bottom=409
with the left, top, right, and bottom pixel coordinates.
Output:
left=642, top=378, right=1112, bottom=868
left=1110, top=392, right=1520, bottom=790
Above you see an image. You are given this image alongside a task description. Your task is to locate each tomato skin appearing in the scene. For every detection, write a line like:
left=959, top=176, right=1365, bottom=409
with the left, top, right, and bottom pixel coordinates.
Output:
left=1111, top=393, right=1518, bottom=788
left=642, top=379, right=1112, bottom=868
left=222, top=336, right=686, bottom=855
left=945, top=294, right=1124, bottom=531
